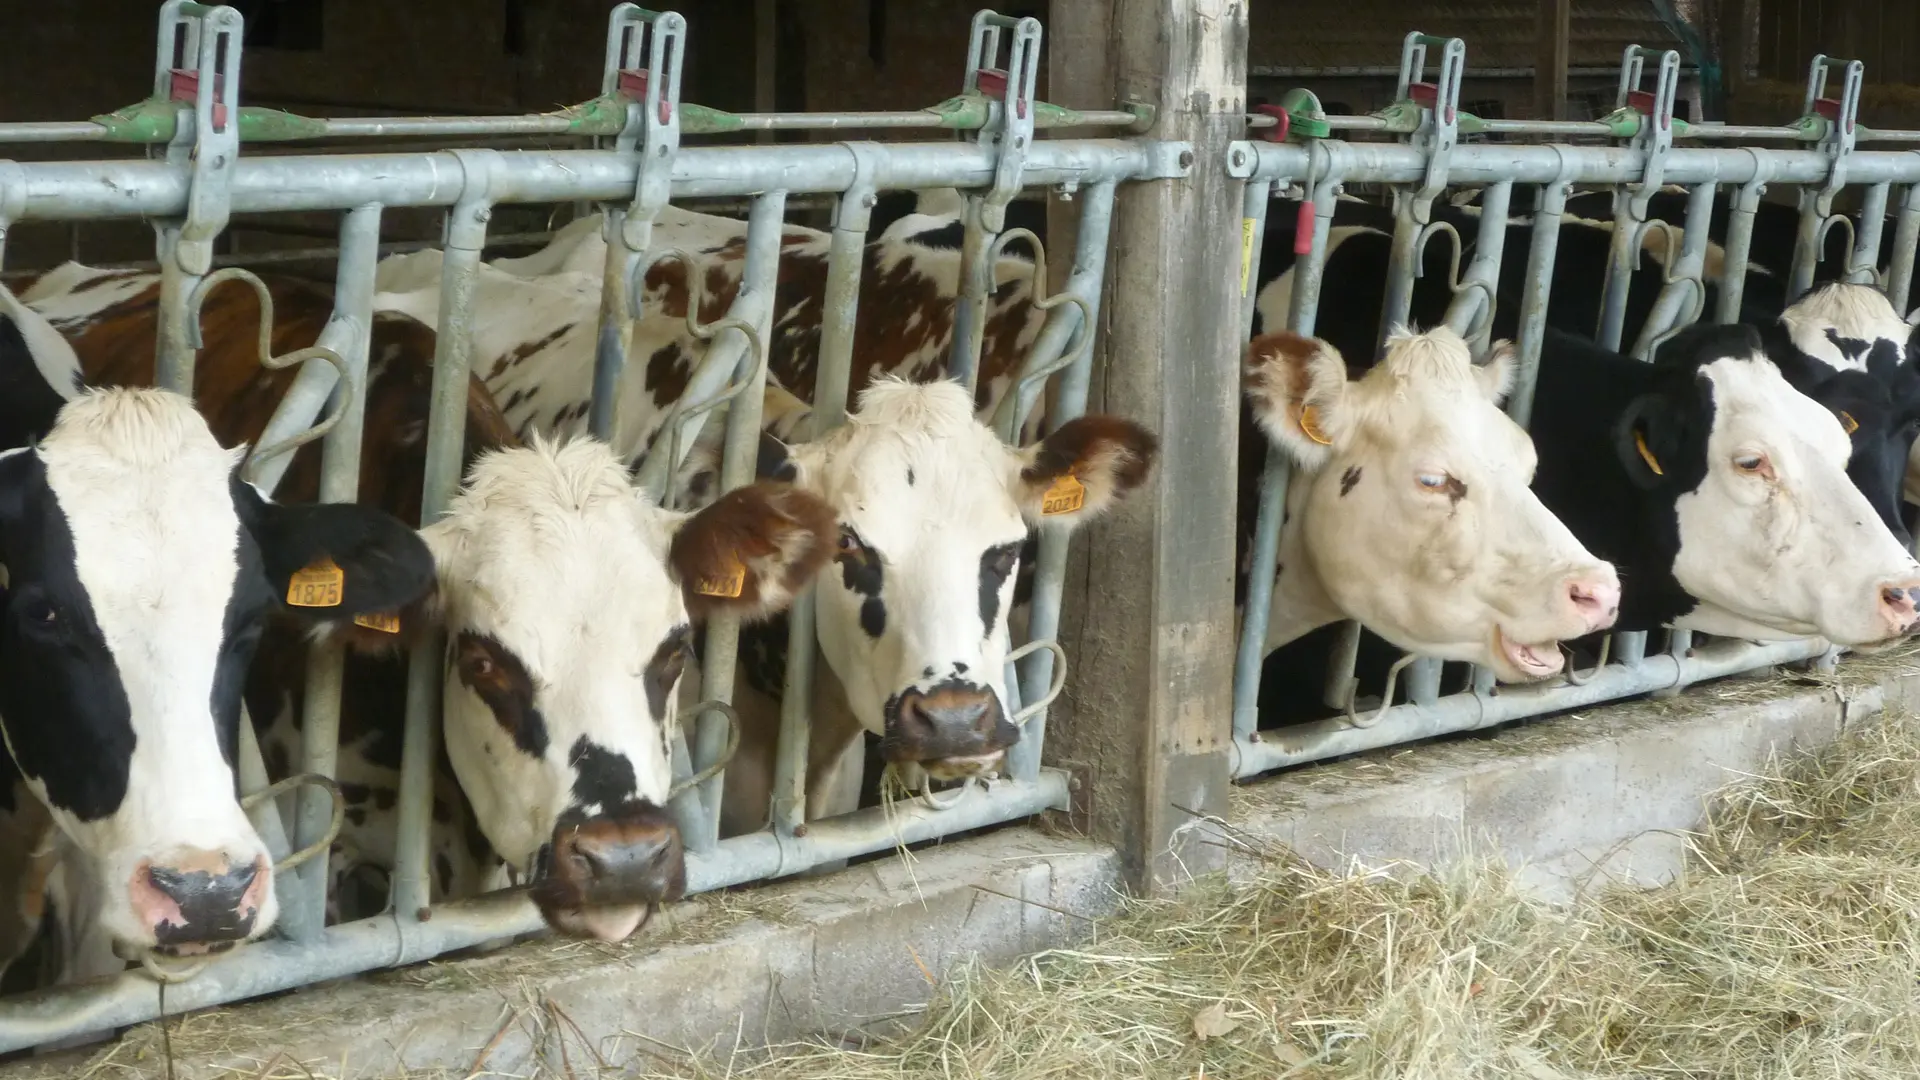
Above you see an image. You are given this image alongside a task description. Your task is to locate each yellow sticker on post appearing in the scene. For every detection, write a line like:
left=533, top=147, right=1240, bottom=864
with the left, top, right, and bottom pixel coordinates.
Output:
left=1239, top=217, right=1257, bottom=297
left=286, top=557, right=345, bottom=608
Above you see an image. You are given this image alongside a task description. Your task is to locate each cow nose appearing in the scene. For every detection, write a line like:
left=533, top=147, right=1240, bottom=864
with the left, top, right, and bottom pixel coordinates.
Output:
left=131, top=849, right=269, bottom=951
left=550, top=806, right=686, bottom=908
left=1878, top=579, right=1920, bottom=635
left=1566, top=572, right=1622, bottom=633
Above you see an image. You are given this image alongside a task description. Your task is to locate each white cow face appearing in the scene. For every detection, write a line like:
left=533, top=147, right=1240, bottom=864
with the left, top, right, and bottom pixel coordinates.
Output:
left=0, top=388, right=436, bottom=962
left=767, top=378, right=1156, bottom=783
left=1249, top=327, right=1621, bottom=682
left=1625, top=342, right=1920, bottom=645
left=405, top=437, right=832, bottom=941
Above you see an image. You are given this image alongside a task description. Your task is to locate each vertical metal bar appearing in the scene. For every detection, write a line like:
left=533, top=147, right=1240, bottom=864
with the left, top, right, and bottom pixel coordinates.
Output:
left=693, top=190, right=786, bottom=847
left=771, top=180, right=868, bottom=835
left=1717, top=167, right=1769, bottom=325
left=1849, top=181, right=1890, bottom=283
left=1010, top=180, right=1117, bottom=782
left=591, top=209, right=635, bottom=441
left=154, top=232, right=202, bottom=396
left=1596, top=188, right=1641, bottom=352
left=393, top=155, right=499, bottom=925
left=283, top=204, right=382, bottom=943
left=1376, top=189, right=1424, bottom=352
left=949, top=194, right=996, bottom=394
left=1630, top=182, right=1715, bottom=360
left=1789, top=186, right=1823, bottom=301
left=1509, top=176, right=1572, bottom=428
left=1887, top=182, right=1920, bottom=314
left=1229, top=178, right=1282, bottom=743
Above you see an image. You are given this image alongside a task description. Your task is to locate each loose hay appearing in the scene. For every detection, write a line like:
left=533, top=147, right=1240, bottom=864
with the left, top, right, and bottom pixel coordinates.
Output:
left=645, top=711, right=1920, bottom=1080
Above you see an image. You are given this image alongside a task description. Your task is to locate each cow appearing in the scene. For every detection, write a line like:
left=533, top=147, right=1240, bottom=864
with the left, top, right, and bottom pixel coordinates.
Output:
left=0, top=286, right=438, bottom=981
left=1242, top=325, right=1620, bottom=681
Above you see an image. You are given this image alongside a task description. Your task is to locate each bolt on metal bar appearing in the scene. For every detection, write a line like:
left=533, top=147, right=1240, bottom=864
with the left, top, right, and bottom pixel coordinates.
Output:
left=281, top=203, right=382, bottom=944
left=691, top=190, right=787, bottom=848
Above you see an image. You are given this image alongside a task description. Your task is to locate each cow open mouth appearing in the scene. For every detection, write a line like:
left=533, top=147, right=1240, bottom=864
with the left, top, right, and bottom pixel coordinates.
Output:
left=1494, top=626, right=1565, bottom=679
left=543, top=901, right=658, bottom=943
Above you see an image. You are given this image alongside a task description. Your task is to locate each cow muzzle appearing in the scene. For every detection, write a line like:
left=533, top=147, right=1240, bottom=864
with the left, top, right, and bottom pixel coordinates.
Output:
left=530, top=801, right=686, bottom=942
left=881, top=682, right=1020, bottom=780
left=1875, top=578, right=1920, bottom=639
left=128, top=848, right=272, bottom=956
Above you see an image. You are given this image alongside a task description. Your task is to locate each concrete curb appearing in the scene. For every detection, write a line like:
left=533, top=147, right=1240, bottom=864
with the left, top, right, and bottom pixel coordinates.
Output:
left=8, top=664, right=1915, bottom=1077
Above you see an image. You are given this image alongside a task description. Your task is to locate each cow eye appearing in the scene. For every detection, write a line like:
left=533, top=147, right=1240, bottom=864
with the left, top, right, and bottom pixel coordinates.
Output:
left=1415, top=472, right=1450, bottom=490
left=836, top=527, right=865, bottom=555
left=1733, top=453, right=1767, bottom=473
left=463, top=651, right=496, bottom=679
left=19, top=598, right=57, bottom=629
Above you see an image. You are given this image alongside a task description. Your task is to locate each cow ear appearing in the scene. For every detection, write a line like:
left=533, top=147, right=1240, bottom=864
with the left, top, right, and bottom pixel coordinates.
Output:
left=667, top=481, right=837, bottom=622
left=1244, top=330, right=1348, bottom=471
left=1612, top=393, right=1684, bottom=491
left=1475, top=339, right=1518, bottom=404
left=232, top=474, right=439, bottom=632
left=1013, top=415, right=1157, bottom=526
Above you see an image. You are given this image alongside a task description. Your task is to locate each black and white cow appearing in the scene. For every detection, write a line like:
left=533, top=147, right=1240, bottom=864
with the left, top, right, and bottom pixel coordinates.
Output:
left=0, top=285, right=436, bottom=977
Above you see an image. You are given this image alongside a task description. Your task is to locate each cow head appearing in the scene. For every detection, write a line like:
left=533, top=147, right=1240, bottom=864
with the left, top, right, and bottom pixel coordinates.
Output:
left=1636, top=322, right=1920, bottom=644
left=1247, top=327, right=1620, bottom=682
left=761, top=377, right=1155, bottom=784
left=391, top=437, right=833, bottom=941
left=1770, top=282, right=1920, bottom=509
left=0, top=382, right=435, bottom=962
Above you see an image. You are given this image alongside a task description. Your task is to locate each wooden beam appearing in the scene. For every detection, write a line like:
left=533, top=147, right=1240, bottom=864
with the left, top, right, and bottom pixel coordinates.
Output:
left=1535, top=0, right=1571, bottom=121
left=1047, top=0, right=1242, bottom=896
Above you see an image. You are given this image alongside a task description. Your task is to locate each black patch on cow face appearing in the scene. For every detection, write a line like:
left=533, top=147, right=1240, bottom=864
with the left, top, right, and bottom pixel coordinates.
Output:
left=837, top=527, right=887, bottom=639
left=756, top=432, right=798, bottom=483
left=1339, top=465, right=1362, bottom=496
left=1824, top=327, right=1873, bottom=363
left=453, top=633, right=548, bottom=758
left=568, top=736, right=638, bottom=811
left=0, top=315, right=73, bottom=449
left=643, top=624, right=692, bottom=722
left=0, top=451, right=137, bottom=822
left=1442, top=476, right=1468, bottom=505
left=978, top=541, right=1022, bottom=638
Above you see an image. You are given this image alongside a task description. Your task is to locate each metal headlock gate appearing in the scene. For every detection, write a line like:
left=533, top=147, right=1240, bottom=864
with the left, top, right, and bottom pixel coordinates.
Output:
left=1227, top=35, right=1920, bottom=782
left=0, top=2, right=1181, bottom=1049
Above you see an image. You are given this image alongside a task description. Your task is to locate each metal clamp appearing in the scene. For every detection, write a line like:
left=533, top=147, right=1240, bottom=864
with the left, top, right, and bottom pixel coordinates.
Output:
left=604, top=5, right=686, bottom=253
left=185, top=268, right=354, bottom=484
left=1616, top=46, right=1680, bottom=218
left=963, top=11, right=1041, bottom=233
left=668, top=700, right=741, bottom=800
left=1804, top=54, right=1864, bottom=217
left=627, top=248, right=769, bottom=506
left=1394, top=32, right=1465, bottom=225
left=238, top=772, right=345, bottom=873
left=154, top=1, right=243, bottom=276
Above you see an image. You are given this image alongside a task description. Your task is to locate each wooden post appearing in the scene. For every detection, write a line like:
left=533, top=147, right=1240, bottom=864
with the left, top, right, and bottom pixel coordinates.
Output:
left=1047, top=0, right=1243, bottom=895
left=1535, top=0, right=1571, bottom=121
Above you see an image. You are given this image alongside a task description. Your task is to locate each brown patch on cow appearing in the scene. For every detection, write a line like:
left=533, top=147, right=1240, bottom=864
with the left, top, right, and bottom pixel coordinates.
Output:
left=669, top=482, right=837, bottom=622
left=493, top=322, right=575, bottom=379
left=645, top=343, right=692, bottom=407
left=1443, top=476, right=1468, bottom=504
left=1243, top=331, right=1331, bottom=417
left=1019, top=414, right=1159, bottom=494
left=1340, top=465, right=1363, bottom=496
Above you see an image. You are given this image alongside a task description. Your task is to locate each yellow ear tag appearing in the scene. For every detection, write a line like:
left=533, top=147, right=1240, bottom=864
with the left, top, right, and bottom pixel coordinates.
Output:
left=1041, top=472, right=1087, bottom=516
left=1634, top=429, right=1664, bottom=476
left=1839, top=410, right=1860, bottom=435
left=353, top=611, right=401, bottom=634
left=693, top=557, right=747, bottom=599
left=285, top=557, right=345, bottom=608
left=1298, top=404, right=1333, bottom=447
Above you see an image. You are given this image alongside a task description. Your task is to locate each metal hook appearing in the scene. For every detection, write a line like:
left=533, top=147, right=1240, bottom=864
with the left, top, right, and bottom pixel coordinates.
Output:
left=1560, top=634, right=1613, bottom=686
left=1632, top=218, right=1684, bottom=274
left=668, top=699, right=741, bottom=800
left=186, top=268, right=355, bottom=486
left=629, top=248, right=769, bottom=507
left=1344, top=651, right=1419, bottom=730
left=1413, top=219, right=1466, bottom=287
left=1007, top=638, right=1068, bottom=727
left=238, top=772, right=344, bottom=873
left=1819, top=212, right=1856, bottom=263
left=139, top=950, right=212, bottom=984
left=985, top=229, right=1094, bottom=439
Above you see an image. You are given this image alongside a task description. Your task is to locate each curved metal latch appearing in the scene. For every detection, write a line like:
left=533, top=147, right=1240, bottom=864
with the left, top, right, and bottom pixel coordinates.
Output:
left=1804, top=54, right=1864, bottom=218
left=986, top=229, right=1094, bottom=442
left=1342, top=652, right=1419, bottom=729
left=1395, top=32, right=1465, bottom=226
left=1561, top=634, right=1613, bottom=686
left=1413, top=219, right=1496, bottom=344
left=1635, top=219, right=1710, bottom=357
left=185, top=268, right=354, bottom=485
left=153, top=1, right=244, bottom=277
left=964, top=11, right=1042, bottom=234
left=240, top=772, right=346, bottom=873
left=1007, top=638, right=1069, bottom=727
left=627, top=248, right=769, bottom=508
left=1615, top=46, right=1680, bottom=219
left=669, top=700, right=741, bottom=801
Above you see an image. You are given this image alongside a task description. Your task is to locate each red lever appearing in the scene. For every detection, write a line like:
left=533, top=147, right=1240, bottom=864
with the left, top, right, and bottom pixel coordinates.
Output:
left=1408, top=82, right=1438, bottom=108
left=975, top=68, right=1009, bottom=97
left=1255, top=103, right=1291, bottom=144
left=168, top=68, right=227, bottom=131
left=1627, top=89, right=1657, bottom=113
left=617, top=68, right=673, bottom=124
left=1813, top=96, right=1842, bottom=121
left=1294, top=200, right=1314, bottom=256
